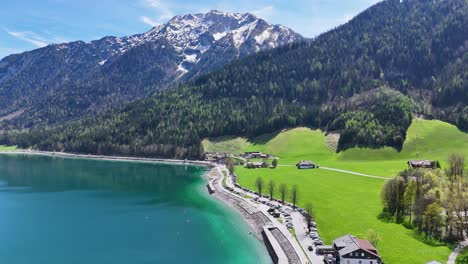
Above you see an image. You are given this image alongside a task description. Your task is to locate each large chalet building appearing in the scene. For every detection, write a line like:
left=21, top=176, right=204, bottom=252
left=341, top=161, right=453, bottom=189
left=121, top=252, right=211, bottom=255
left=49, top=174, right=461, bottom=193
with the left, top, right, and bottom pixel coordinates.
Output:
left=332, top=234, right=382, bottom=264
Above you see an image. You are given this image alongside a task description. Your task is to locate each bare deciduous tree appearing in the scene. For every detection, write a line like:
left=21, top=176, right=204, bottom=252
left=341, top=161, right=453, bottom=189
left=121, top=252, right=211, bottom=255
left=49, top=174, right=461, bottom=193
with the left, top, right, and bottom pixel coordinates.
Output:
left=291, top=185, right=298, bottom=208
left=279, top=183, right=287, bottom=204
left=255, top=177, right=264, bottom=196
left=305, top=203, right=313, bottom=227
left=366, top=229, right=380, bottom=247
left=224, top=158, right=235, bottom=175
left=268, top=180, right=276, bottom=200
left=447, top=153, right=465, bottom=184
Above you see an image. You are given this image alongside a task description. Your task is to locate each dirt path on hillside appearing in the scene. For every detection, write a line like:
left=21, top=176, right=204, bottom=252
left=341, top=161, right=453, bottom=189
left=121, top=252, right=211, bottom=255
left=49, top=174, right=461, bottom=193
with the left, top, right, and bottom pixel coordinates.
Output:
left=318, top=166, right=388, bottom=180
left=447, top=238, right=467, bottom=264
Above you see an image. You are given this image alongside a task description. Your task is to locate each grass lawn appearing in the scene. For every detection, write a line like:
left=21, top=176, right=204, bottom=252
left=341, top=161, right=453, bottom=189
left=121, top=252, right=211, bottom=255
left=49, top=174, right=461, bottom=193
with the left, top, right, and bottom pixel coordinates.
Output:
left=456, top=247, right=468, bottom=264
left=201, top=136, right=250, bottom=154
left=204, top=119, right=468, bottom=177
left=204, top=119, right=468, bottom=263
left=237, top=166, right=451, bottom=264
left=0, top=145, right=17, bottom=151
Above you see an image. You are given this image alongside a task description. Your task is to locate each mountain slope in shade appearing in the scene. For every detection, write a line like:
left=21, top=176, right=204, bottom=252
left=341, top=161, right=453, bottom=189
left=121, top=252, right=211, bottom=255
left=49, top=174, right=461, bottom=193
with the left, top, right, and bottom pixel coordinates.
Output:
left=0, top=10, right=302, bottom=129
left=2, top=0, right=465, bottom=161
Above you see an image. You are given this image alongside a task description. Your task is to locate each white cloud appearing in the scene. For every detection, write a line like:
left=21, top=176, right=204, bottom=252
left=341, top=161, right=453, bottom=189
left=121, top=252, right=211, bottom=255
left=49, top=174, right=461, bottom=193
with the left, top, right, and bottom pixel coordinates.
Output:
left=5, top=29, right=48, bottom=47
left=252, top=6, right=274, bottom=20
left=141, top=0, right=174, bottom=26
left=4, top=28, right=67, bottom=48
left=140, top=16, right=159, bottom=27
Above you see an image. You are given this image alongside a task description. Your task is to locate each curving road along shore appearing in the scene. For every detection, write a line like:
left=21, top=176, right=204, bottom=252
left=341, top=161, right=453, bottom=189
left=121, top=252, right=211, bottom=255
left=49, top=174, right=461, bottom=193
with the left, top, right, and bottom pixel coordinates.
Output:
left=0, top=150, right=212, bottom=166
left=208, top=164, right=323, bottom=264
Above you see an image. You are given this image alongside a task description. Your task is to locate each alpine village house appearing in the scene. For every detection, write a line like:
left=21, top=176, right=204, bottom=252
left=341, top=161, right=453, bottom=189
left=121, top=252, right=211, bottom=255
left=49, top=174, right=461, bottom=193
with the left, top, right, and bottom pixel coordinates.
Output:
left=332, top=234, right=382, bottom=264
left=296, top=160, right=316, bottom=169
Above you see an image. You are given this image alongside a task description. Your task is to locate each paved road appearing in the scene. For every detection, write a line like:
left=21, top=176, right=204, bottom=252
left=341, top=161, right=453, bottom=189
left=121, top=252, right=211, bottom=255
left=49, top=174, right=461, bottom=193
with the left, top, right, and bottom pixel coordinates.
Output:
left=279, top=163, right=387, bottom=179
left=217, top=165, right=315, bottom=264
left=291, top=210, right=326, bottom=264
left=447, top=238, right=467, bottom=264
left=318, top=166, right=388, bottom=179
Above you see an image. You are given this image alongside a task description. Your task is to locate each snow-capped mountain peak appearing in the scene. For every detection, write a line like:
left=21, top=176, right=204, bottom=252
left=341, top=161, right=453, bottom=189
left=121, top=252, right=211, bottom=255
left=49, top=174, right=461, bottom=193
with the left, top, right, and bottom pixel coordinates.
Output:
left=137, top=10, right=301, bottom=77
left=0, top=11, right=301, bottom=127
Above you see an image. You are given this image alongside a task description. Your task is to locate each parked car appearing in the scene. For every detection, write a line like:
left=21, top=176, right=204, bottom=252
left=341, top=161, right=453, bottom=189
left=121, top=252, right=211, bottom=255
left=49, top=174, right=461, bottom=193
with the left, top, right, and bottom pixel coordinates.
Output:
left=314, top=240, right=324, bottom=246
left=286, top=223, right=294, bottom=228
left=308, top=246, right=313, bottom=251
left=323, top=254, right=334, bottom=264
left=273, top=212, right=281, bottom=218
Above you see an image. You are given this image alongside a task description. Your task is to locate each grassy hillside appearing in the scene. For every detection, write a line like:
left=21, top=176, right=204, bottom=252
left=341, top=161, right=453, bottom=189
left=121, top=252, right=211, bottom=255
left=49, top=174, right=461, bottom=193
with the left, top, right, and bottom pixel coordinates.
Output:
left=4, top=0, right=466, bottom=159
left=203, top=118, right=468, bottom=177
left=236, top=167, right=451, bottom=264
left=0, top=145, right=16, bottom=151
left=205, top=119, right=467, bottom=263
left=201, top=136, right=250, bottom=154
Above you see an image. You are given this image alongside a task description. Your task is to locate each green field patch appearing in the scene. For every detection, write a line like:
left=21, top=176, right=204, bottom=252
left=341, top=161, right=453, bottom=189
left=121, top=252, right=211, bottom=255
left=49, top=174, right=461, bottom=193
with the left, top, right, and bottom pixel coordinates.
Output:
left=237, top=166, right=452, bottom=264
left=202, top=136, right=250, bottom=154
left=229, top=119, right=466, bottom=264
left=456, top=247, right=468, bottom=264
left=0, top=145, right=17, bottom=151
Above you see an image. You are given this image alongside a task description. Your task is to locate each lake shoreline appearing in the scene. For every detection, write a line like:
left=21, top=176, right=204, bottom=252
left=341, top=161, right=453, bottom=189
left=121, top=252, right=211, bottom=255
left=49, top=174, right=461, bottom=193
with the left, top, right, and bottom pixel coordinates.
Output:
left=0, top=149, right=273, bottom=261
left=0, top=150, right=213, bottom=167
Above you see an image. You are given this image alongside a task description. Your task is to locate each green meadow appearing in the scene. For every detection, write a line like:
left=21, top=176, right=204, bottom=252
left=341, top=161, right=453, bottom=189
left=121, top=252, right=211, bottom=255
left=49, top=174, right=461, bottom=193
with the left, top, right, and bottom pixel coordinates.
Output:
left=204, top=118, right=468, bottom=177
left=0, top=145, right=17, bottom=151
left=203, top=119, right=468, bottom=263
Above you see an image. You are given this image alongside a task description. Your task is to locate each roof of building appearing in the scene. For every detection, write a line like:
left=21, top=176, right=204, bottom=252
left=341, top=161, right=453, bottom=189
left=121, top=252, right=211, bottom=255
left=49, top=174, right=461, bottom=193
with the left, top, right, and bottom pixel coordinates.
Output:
left=247, top=161, right=266, bottom=166
left=297, top=160, right=314, bottom=165
left=408, top=160, right=435, bottom=166
left=333, top=234, right=380, bottom=259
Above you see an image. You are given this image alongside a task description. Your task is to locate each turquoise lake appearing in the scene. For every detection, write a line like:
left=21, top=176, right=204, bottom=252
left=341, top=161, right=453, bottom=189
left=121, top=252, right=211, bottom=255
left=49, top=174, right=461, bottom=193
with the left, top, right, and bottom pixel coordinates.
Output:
left=0, top=154, right=271, bottom=264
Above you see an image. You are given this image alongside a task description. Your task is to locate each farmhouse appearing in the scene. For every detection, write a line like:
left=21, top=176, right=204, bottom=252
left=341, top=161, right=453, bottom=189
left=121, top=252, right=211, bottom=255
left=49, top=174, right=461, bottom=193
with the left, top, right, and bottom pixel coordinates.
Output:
left=296, top=160, right=316, bottom=169
left=246, top=161, right=268, bottom=169
left=407, top=160, right=436, bottom=169
left=332, top=234, right=382, bottom=264
left=243, top=151, right=270, bottom=159
left=205, top=152, right=227, bottom=163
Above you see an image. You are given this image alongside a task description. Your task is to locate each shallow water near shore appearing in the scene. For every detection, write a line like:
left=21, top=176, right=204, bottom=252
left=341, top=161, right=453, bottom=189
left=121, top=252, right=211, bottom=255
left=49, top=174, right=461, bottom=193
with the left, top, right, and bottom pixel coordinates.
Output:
left=0, top=154, right=271, bottom=264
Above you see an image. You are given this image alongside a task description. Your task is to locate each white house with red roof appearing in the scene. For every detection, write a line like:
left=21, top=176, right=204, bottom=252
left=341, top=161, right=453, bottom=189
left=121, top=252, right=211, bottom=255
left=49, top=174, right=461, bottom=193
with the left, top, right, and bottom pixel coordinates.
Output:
left=332, top=234, right=382, bottom=264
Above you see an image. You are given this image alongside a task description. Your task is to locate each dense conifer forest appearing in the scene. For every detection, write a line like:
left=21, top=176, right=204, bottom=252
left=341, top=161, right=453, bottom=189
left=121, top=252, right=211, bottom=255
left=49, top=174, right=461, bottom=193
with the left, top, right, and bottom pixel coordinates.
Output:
left=1, top=0, right=466, bottom=159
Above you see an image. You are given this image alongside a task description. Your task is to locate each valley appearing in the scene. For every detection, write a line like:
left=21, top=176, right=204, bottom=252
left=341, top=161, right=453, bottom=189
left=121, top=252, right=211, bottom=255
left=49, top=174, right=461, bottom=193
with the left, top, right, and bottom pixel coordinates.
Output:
left=204, top=119, right=468, bottom=263
left=0, top=0, right=466, bottom=263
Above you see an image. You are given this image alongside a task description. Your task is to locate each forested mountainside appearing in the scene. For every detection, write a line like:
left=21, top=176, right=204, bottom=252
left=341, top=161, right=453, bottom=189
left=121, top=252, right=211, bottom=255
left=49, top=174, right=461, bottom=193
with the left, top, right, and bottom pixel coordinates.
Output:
left=1, top=0, right=466, bottom=159
left=0, top=11, right=300, bottom=129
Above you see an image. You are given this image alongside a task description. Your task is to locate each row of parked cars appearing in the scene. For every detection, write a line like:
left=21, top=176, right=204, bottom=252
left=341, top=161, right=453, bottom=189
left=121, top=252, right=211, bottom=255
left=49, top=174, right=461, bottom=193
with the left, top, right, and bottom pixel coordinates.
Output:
left=231, top=173, right=323, bottom=244
left=225, top=186, right=244, bottom=196
left=308, top=221, right=324, bottom=249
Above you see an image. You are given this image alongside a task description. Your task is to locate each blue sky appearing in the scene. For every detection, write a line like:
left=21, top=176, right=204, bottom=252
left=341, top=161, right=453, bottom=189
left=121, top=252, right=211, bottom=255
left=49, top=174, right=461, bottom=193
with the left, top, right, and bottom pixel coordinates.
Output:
left=0, top=0, right=380, bottom=59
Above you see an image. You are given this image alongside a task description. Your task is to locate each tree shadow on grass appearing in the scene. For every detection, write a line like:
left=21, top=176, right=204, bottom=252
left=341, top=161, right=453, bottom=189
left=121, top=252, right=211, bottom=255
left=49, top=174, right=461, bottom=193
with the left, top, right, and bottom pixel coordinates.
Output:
left=377, top=211, right=394, bottom=223
left=408, top=230, right=448, bottom=247
left=248, top=130, right=283, bottom=145
left=377, top=210, right=451, bottom=247
left=206, top=135, right=244, bottom=144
